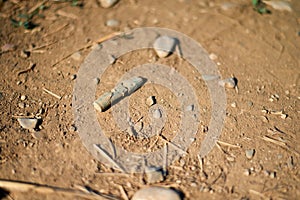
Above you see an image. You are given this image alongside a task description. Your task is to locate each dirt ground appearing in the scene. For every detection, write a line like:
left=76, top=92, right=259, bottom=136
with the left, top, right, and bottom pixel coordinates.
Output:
left=0, top=0, right=300, bottom=199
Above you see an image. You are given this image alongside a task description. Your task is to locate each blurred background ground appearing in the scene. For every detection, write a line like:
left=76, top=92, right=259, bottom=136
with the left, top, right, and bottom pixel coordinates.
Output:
left=0, top=0, right=299, bottom=199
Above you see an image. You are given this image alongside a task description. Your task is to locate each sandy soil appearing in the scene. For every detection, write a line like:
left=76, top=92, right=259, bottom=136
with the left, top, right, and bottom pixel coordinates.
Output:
left=0, top=0, right=299, bottom=199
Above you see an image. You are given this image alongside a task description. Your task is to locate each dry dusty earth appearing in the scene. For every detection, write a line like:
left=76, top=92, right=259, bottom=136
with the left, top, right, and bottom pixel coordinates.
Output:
left=0, top=0, right=300, bottom=199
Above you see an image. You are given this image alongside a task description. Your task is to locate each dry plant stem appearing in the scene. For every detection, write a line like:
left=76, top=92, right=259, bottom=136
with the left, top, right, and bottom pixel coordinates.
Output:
left=163, top=143, right=168, bottom=176
left=17, top=62, right=35, bottom=75
left=28, top=0, right=48, bottom=14
left=51, top=32, right=123, bottom=68
left=198, top=155, right=204, bottom=172
left=249, top=189, right=268, bottom=200
left=261, top=136, right=300, bottom=156
left=96, top=173, right=130, bottom=177
left=217, top=140, right=241, bottom=148
left=42, top=23, right=69, bottom=38
left=117, top=185, right=129, bottom=200
left=42, top=88, right=62, bottom=100
left=0, top=179, right=119, bottom=200
left=27, top=41, right=59, bottom=52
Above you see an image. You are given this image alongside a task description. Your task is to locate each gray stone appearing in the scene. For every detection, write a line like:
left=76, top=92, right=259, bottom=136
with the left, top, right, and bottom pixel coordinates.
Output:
left=185, top=105, right=194, bottom=111
left=132, top=187, right=181, bottom=200
left=153, top=36, right=177, bottom=58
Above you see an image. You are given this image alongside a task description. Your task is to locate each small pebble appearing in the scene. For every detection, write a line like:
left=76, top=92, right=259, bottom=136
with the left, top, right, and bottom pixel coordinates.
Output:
left=94, top=78, right=100, bottom=85
left=20, top=95, right=26, bottom=101
left=146, top=96, right=156, bottom=106
left=71, top=52, right=81, bottom=61
left=245, top=149, right=255, bottom=159
left=270, top=171, right=276, bottom=179
left=226, top=156, right=235, bottom=162
left=145, top=167, right=164, bottom=184
left=99, top=0, right=119, bottom=8
left=69, top=124, right=77, bottom=132
left=218, top=77, right=237, bottom=89
left=153, top=109, right=162, bottom=119
left=280, top=114, right=287, bottom=119
left=230, top=102, right=237, bottom=108
left=108, top=54, right=116, bottom=64
left=18, top=102, right=25, bottom=109
left=263, top=170, right=270, bottom=177
left=20, top=50, right=30, bottom=58
left=209, top=53, right=218, bottom=60
left=105, top=19, right=120, bottom=27
left=185, top=104, right=194, bottom=111
left=17, top=118, right=38, bottom=130
left=153, top=35, right=177, bottom=58
left=190, top=182, right=197, bottom=187
left=70, top=74, right=77, bottom=80
left=0, top=92, right=3, bottom=100
left=247, top=101, right=253, bottom=107
left=132, top=187, right=181, bottom=200
left=243, top=169, right=251, bottom=176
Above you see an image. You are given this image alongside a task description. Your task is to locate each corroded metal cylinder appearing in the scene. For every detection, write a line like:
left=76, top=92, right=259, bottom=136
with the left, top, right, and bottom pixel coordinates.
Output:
left=93, top=76, right=146, bottom=112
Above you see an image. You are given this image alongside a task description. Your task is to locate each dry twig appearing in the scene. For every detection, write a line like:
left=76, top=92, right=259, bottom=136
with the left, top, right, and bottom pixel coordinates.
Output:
left=217, top=140, right=241, bottom=148
left=17, top=62, right=35, bottom=75
left=51, top=32, right=123, bottom=68
left=42, top=88, right=62, bottom=100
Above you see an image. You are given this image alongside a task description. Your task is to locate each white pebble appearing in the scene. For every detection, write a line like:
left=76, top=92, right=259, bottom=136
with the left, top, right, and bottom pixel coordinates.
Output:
left=105, top=19, right=120, bottom=27
left=99, top=0, right=119, bottom=8
left=218, top=77, right=237, bottom=89
left=18, top=102, right=25, bottom=108
left=153, top=109, right=162, bottom=119
left=93, top=78, right=100, bottom=85
left=209, top=53, right=218, bottom=60
left=71, top=52, right=81, bottom=61
left=185, top=105, right=194, bottom=111
left=132, top=187, right=181, bottom=200
left=230, top=102, right=237, bottom=108
left=20, top=95, right=26, bottom=101
left=270, top=171, right=276, bottom=178
left=245, top=149, right=255, bottom=159
left=153, top=36, right=177, bottom=58
left=146, top=96, right=156, bottom=106
left=17, top=118, right=38, bottom=130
